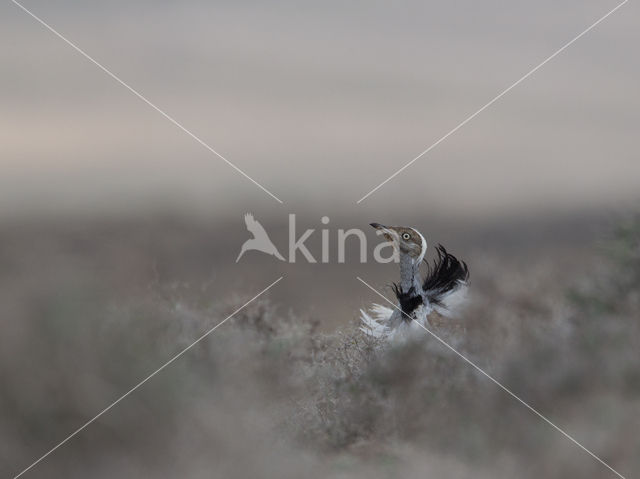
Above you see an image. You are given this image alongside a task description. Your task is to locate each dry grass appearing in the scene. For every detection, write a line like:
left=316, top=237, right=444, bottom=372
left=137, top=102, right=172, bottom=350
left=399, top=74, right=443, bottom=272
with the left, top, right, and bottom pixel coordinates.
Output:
left=1, top=215, right=639, bottom=478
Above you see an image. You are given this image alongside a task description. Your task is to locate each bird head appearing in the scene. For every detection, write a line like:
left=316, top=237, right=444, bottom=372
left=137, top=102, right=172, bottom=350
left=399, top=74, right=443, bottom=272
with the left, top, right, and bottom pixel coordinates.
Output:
left=370, top=223, right=427, bottom=264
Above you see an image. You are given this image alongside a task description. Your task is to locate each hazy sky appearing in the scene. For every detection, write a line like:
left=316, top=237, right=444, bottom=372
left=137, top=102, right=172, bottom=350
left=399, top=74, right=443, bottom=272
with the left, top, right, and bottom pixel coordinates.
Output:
left=2, top=0, right=638, bottom=219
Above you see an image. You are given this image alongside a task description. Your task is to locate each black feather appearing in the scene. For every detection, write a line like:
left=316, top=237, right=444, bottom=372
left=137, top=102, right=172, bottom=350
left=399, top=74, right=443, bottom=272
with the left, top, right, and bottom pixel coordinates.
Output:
left=392, top=284, right=423, bottom=321
left=421, top=245, right=469, bottom=305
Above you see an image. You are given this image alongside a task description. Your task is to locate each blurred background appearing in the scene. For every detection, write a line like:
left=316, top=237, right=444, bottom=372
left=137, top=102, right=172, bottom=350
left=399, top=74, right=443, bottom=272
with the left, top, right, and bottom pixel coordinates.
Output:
left=2, top=0, right=639, bottom=477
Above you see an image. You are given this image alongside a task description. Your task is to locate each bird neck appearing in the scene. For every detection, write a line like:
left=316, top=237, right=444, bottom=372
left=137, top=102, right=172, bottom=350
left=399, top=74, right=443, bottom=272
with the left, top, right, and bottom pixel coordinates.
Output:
left=399, top=254, right=421, bottom=292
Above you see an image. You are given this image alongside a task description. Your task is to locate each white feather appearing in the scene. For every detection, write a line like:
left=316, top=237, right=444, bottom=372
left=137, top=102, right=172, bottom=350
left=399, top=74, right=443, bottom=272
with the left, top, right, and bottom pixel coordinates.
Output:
left=360, top=302, right=435, bottom=342
left=432, top=282, right=468, bottom=317
left=359, top=304, right=393, bottom=338
left=411, top=227, right=428, bottom=264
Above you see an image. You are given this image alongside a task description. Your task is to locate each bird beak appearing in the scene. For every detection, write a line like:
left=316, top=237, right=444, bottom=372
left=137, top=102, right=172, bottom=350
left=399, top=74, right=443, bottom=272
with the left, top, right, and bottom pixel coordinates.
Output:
left=370, top=223, right=396, bottom=242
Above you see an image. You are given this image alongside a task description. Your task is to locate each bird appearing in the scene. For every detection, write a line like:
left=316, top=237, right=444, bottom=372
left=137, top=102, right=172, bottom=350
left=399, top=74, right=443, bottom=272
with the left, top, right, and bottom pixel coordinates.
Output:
left=236, top=213, right=285, bottom=262
left=360, top=223, right=469, bottom=341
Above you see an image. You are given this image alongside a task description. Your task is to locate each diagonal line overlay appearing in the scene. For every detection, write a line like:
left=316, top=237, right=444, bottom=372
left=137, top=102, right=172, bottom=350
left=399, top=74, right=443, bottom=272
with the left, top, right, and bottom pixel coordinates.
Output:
left=357, top=0, right=628, bottom=203
left=356, top=276, right=626, bottom=479
left=12, top=0, right=283, bottom=204
left=13, top=276, right=284, bottom=479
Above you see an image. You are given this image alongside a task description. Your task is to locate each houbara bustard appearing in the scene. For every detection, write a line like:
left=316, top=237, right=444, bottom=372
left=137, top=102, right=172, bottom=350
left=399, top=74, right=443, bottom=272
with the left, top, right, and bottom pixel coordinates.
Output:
left=361, top=223, right=469, bottom=341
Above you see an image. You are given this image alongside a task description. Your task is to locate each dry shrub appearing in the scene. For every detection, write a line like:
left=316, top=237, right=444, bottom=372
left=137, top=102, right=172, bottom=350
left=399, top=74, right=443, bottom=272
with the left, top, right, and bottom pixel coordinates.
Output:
left=3, top=217, right=640, bottom=478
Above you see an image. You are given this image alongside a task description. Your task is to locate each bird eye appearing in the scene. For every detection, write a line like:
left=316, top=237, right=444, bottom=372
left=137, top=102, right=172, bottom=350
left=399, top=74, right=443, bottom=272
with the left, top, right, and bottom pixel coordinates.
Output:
left=402, top=233, right=411, bottom=240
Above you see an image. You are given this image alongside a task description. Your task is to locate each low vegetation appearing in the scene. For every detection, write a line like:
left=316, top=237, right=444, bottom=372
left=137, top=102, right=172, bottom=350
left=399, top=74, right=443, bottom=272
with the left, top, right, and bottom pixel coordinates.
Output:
left=2, top=217, right=639, bottom=478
